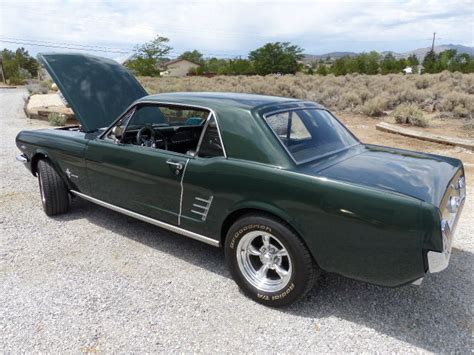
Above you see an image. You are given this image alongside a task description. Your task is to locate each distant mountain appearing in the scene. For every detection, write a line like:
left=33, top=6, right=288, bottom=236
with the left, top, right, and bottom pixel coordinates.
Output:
left=304, top=51, right=357, bottom=62
left=303, top=44, right=474, bottom=63
left=403, top=44, right=473, bottom=60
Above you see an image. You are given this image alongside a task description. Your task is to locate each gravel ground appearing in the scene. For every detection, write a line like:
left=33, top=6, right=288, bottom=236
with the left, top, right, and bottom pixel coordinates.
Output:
left=1, top=88, right=472, bottom=353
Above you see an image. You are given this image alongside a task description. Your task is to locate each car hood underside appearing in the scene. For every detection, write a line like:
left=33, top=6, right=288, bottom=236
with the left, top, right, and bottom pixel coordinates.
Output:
left=302, top=144, right=462, bottom=206
left=38, top=53, right=148, bottom=132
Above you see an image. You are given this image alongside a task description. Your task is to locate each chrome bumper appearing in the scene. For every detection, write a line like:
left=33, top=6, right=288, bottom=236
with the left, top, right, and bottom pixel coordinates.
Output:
left=428, top=176, right=466, bottom=273
left=16, top=154, right=28, bottom=163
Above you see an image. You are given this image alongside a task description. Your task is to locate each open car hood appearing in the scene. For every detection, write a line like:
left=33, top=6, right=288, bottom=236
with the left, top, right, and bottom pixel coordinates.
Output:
left=38, top=53, right=147, bottom=132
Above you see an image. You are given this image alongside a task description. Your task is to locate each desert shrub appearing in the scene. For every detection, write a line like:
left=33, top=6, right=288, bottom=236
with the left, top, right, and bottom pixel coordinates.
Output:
left=26, top=81, right=49, bottom=95
left=137, top=73, right=474, bottom=123
left=339, top=91, right=362, bottom=110
left=415, top=77, right=430, bottom=89
left=393, top=104, right=429, bottom=127
left=48, top=112, right=67, bottom=126
left=360, top=97, right=387, bottom=117
left=441, top=92, right=474, bottom=118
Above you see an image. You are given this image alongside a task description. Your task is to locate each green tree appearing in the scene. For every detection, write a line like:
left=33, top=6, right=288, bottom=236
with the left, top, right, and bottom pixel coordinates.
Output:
left=179, top=50, right=204, bottom=64
left=125, top=35, right=172, bottom=76
left=406, top=54, right=419, bottom=67
left=0, top=47, right=38, bottom=84
left=380, top=53, right=398, bottom=74
left=249, top=42, right=304, bottom=75
left=448, top=53, right=474, bottom=73
left=203, top=57, right=228, bottom=74
left=422, top=50, right=438, bottom=73
left=316, top=64, right=328, bottom=76
left=437, top=49, right=457, bottom=71
left=366, top=51, right=381, bottom=74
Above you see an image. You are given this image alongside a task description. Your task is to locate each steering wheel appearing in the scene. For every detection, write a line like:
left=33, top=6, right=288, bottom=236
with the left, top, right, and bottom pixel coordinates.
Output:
left=136, top=125, right=167, bottom=149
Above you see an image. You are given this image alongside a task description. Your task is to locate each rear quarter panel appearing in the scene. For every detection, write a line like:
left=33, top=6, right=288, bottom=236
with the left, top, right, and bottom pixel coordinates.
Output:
left=184, top=157, right=427, bottom=286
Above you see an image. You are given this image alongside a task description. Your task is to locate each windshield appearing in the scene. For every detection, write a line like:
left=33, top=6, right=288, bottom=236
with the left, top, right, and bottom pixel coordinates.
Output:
left=264, top=109, right=359, bottom=163
left=126, top=105, right=208, bottom=129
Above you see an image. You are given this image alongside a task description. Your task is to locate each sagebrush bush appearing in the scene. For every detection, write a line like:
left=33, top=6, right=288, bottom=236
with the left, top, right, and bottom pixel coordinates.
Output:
left=139, top=72, right=474, bottom=124
left=26, top=81, right=49, bottom=95
left=360, top=97, right=387, bottom=117
left=48, top=112, right=67, bottom=126
left=393, top=104, right=429, bottom=127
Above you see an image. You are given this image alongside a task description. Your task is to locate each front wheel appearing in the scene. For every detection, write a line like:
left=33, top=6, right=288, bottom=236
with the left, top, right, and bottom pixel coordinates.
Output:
left=37, top=159, right=70, bottom=216
left=225, top=214, right=319, bottom=307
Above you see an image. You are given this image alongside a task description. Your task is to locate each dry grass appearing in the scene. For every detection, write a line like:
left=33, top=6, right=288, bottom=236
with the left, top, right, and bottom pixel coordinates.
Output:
left=139, top=71, right=474, bottom=124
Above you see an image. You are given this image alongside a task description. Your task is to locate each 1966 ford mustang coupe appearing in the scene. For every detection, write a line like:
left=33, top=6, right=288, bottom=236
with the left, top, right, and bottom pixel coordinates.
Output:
left=16, top=53, right=466, bottom=306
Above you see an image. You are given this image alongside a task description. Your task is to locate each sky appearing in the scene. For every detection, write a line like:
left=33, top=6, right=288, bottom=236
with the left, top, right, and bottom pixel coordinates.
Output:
left=0, top=0, right=472, bottom=59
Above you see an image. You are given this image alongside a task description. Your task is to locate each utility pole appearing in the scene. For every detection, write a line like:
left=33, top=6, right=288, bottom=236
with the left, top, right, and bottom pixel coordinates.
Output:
left=431, top=32, right=436, bottom=52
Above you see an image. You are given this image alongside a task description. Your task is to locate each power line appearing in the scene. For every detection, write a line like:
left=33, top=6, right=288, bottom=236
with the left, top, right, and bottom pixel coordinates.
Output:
left=0, top=36, right=132, bottom=52
left=0, top=39, right=131, bottom=54
left=0, top=37, right=248, bottom=58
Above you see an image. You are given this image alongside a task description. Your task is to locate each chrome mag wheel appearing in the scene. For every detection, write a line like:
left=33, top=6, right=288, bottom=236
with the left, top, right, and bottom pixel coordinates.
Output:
left=236, top=230, right=293, bottom=292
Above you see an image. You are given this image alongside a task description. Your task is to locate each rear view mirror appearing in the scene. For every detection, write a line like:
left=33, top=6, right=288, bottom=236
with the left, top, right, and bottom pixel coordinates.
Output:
left=112, top=126, right=124, bottom=140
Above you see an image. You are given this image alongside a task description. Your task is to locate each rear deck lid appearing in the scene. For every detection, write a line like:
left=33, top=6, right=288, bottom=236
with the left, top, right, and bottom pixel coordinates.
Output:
left=38, top=53, right=148, bottom=132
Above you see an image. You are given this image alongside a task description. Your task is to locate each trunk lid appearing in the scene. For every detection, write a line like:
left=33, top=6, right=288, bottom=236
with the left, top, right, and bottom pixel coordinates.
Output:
left=301, top=144, right=462, bottom=206
left=38, top=53, right=147, bottom=132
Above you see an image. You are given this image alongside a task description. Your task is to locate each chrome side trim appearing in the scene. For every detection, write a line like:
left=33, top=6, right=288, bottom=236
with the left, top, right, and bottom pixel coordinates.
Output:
left=70, top=190, right=220, bottom=247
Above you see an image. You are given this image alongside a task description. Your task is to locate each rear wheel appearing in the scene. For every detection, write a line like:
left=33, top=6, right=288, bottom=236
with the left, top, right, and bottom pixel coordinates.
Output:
left=37, top=159, right=70, bottom=216
left=225, top=213, right=319, bottom=307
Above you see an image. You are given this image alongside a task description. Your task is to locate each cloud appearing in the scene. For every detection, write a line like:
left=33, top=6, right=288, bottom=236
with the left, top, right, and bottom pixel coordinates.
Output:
left=0, top=0, right=472, bottom=57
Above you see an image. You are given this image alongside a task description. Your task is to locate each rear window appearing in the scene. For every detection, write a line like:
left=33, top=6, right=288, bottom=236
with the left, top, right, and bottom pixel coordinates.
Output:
left=264, top=109, right=358, bottom=163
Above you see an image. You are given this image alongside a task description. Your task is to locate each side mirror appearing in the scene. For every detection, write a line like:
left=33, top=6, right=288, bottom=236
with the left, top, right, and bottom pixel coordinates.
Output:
left=112, top=126, right=124, bottom=140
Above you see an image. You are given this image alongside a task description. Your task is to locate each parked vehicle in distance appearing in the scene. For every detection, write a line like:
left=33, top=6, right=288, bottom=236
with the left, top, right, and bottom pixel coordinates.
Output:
left=16, top=53, right=466, bottom=306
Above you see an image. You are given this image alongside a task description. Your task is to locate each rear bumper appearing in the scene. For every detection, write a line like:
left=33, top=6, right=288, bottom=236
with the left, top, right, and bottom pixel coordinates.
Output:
left=427, top=177, right=466, bottom=273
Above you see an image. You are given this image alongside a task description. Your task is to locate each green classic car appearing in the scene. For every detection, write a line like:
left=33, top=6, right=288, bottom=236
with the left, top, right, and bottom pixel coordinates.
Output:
left=16, top=53, right=466, bottom=306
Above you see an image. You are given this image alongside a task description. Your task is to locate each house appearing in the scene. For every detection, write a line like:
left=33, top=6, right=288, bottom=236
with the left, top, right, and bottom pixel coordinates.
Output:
left=161, top=59, right=201, bottom=77
left=403, top=65, right=423, bottom=75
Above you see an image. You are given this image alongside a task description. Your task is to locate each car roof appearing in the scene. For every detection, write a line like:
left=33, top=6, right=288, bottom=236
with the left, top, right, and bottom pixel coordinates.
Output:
left=138, top=92, right=313, bottom=112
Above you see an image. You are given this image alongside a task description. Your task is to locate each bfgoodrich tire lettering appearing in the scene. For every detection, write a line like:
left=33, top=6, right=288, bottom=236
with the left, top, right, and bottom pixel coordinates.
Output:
left=37, top=159, right=70, bottom=216
left=225, top=213, right=320, bottom=307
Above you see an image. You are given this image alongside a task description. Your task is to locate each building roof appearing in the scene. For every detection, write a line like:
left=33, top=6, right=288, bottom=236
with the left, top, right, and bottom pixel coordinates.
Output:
left=163, top=58, right=201, bottom=67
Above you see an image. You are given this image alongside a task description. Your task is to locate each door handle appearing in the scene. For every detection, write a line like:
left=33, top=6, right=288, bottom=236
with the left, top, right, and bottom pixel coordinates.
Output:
left=166, top=159, right=185, bottom=175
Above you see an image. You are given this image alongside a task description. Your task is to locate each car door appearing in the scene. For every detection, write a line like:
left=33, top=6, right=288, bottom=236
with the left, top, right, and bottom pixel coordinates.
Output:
left=85, top=139, right=187, bottom=226
left=179, top=116, right=228, bottom=236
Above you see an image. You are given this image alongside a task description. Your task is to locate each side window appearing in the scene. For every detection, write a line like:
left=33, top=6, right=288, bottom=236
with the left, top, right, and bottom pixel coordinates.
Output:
left=198, top=116, right=224, bottom=158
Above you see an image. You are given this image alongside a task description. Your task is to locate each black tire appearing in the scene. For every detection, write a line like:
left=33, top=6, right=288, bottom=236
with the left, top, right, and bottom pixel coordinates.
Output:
left=225, top=213, right=320, bottom=307
left=37, top=159, right=70, bottom=216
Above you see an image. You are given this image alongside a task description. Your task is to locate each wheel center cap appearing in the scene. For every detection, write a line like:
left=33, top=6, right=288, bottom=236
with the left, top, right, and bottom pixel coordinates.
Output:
left=261, top=253, right=273, bottom=265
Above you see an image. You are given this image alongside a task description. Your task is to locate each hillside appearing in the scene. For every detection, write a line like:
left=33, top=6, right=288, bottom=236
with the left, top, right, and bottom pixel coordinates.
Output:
left=304, top=44, right=474, bottom=63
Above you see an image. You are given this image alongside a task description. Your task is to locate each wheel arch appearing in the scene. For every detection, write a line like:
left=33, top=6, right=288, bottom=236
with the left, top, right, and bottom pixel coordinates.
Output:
left=220, top=203, right=314, bottom=260
left=31, top=151, right=72, bottom=190
left=31, top=151, right=49, bottom=176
